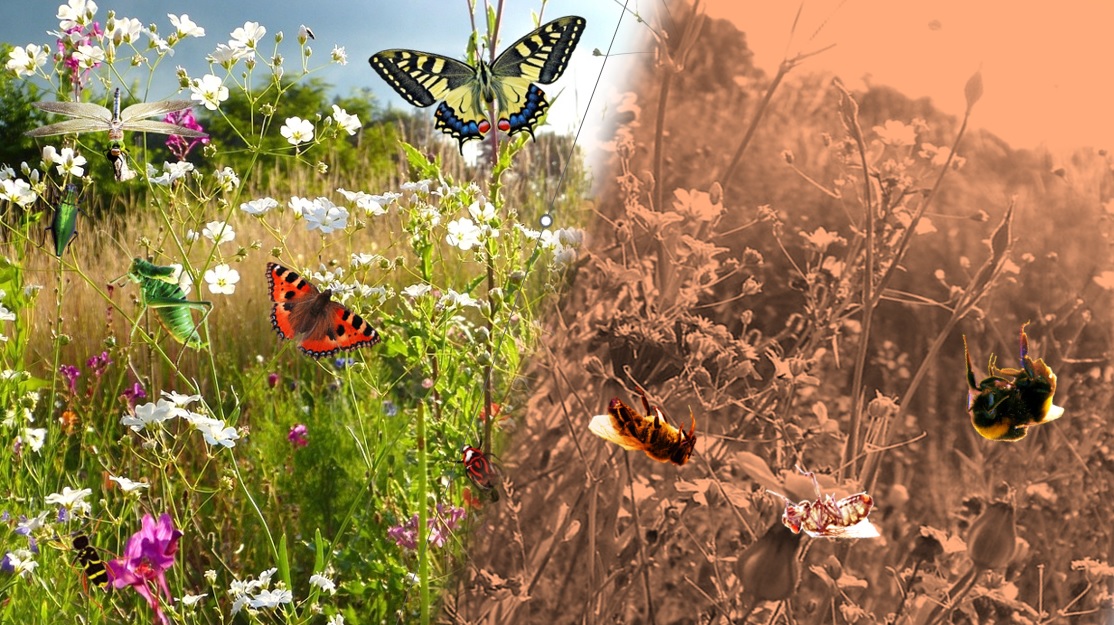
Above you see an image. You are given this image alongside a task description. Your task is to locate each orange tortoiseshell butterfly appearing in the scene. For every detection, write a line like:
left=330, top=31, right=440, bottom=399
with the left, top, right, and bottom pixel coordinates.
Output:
left=267, top=263, right=381, bottom=358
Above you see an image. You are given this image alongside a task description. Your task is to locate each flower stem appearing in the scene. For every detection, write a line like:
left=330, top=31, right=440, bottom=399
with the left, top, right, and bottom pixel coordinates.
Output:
left=417, top=401, right=430, bottom=625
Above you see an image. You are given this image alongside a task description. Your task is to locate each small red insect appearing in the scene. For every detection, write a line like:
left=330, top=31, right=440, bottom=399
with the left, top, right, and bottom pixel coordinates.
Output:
left=267, top=263, right=381, bottom=359
left=766, top=465, right=879, bottom=539
left=461, top=445, right=499, bottom=502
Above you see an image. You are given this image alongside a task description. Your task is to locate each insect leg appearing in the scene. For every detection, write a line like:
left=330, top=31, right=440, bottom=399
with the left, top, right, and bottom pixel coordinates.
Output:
left=963, top=335, right=980, bottom=390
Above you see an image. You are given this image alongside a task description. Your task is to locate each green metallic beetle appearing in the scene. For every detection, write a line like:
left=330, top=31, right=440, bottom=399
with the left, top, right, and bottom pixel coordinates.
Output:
left=963, top=323, right=1065, bottom=441
left=127, top=258, right=211, bottom=349
left=46, top=183, right=81, bottom=257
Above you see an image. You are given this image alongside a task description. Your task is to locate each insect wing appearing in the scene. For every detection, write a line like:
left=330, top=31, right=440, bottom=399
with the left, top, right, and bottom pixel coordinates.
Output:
left=588, top=413, right=643, bottom=451
left=267, top=263, right=380, bottom=358
left=118, top=99, right=194, bottom=122
left=118, top=118, right=208, bottom=138
left=369, top=50, right=476, bottom=108
left=490, top=16, right=586, bottom=84
left=804, top=518, right=880, bottom=540
left=462, top=446, right=496, bottom=489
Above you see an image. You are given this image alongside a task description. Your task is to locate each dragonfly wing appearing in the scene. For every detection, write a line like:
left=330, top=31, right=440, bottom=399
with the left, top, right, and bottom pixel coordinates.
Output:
left=25, top=119, right=110, bottom=137
left=119, top=100, right=195, bottom=121
left=32, top=101, right=112, bottom=122
left=120, top=120, right=208, bottom=137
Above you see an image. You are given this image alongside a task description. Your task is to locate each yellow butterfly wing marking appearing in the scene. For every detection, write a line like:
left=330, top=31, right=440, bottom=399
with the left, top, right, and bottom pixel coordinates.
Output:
left=369, top=15, right=585, bottom=151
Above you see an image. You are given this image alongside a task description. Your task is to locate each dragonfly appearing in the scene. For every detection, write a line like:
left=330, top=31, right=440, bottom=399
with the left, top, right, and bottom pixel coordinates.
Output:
left=25, top=88, right=207, bottom=180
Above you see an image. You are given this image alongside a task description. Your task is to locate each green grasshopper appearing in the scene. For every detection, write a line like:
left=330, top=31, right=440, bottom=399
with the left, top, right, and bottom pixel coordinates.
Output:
left=126, top=258, right=212, bottom=349
left=46, top=183, right=82, bottom=257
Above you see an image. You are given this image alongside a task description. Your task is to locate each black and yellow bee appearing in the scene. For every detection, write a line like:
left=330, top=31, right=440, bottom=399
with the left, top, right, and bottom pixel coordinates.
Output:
left=72, top=534, right=109, bottom=588
left=963, top=323, right=1065, bottom=441
left=589, top=383, right=697, bottom=465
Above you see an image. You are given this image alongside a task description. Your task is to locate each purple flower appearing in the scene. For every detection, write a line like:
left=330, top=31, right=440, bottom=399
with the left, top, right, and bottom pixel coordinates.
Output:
left=106, top=513, right=182, bottom=625
left=287, top=424, right=308, bottom=448
left=122, top=382, right=146, bottom=410
left=387, top=504, right=466, bottom=551
left=163, top=109, right=208, bottom=160
left=59, top=364, right=80, bottom=394
left=334, top=357, right=355, bottom=369
left=86, top=351, right=112, bottom=377
left=382, top=400, right=398, bottom=417
left=267, top=373, right=279, bottom=389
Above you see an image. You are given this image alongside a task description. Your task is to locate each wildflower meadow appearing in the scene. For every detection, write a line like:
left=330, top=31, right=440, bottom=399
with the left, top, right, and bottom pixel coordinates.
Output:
left=0, top=1, right=592, bottom=623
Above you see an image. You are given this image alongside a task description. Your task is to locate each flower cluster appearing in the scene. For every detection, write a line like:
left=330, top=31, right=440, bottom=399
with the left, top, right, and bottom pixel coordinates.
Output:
left=163, top=108, right=209, bottom=159
left=228, top=567, right=293, bottom=614
left=120, top=391, right=239, bottom=448
left=387, top=504, right=466, bottom=551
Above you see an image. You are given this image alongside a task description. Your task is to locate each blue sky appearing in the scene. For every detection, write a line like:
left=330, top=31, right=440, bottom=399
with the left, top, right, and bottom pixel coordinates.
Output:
left=1, top=0, right=644, bottom=141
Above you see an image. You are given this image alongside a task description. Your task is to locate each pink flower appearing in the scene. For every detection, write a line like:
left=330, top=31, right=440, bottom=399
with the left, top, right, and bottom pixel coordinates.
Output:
left=106, top=513, right=182, bottom=625
left=163, top=108, right=209, bottom=159
left=287, top=424, right=308, bottom=448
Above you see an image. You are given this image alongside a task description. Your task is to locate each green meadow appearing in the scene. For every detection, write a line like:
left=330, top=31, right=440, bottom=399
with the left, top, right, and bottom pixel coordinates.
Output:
left=0, top=4, right=588, bottom=623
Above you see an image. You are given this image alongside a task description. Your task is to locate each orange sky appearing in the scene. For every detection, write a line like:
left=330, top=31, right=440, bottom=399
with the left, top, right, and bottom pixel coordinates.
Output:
left=702, top=1, right=1113, bottom=153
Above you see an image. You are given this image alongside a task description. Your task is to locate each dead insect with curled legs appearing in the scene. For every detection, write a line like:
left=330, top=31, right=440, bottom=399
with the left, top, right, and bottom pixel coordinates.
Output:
left=766, top=465, right=879, bottom=539
left=589, top=382, right=697, bottom=466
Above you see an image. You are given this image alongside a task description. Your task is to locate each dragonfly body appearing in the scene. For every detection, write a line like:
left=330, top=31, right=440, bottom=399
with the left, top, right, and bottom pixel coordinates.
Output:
left=48, top=183, right=81, bottom=257
left=26, top=89, right=206, bottom=179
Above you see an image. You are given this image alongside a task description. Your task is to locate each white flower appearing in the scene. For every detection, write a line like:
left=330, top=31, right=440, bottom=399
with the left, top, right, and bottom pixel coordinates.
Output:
left=281, top=117, right=314, bottom=146
left=191, top=416, right=239, bottom=447
left=337, top=188, right=386, bottom=216
left=327, top=615, right=345, bottom=625
left=439, top=289, right=480, bottom=308
left=309, top=574, right=336, bottom=594
left=230, top=21, right=265, bottom=49
left=0, top=302, right=14, bottom=322
left=288, top=196, right=314, bottom=216
left=121, top=399, right=175, bottom=432
left=108, top=17, right=143, bottom=44
left=23, top=428, right=46, bottom=453
left=0, top=179, right=37, bottom=208
left=5, top=549, right=37, bottom=578
left=149, top=161, right=194, bottom=185
left=331, top=45, right=347, bottom=65
left=204, top=264, right=240, bottom=295
left=16, top=512, right=48, bottom=535
left=6, top=44, right=49, bottom=78
left=180, top=593, right=207, bottom=607
left=402, top=284, right=431, bottom=298
left=350, top=253, right=381, bottom=267
left=57, top=0, right=97, bottom=30
left=71, top=45, right=104, bottom=69
left=168, top=14, right=205, bottom=38
left=190, top=74, right=228, bottom=111
left=201, top=220, right=235, bottom=245
left=54, top=147, right=86, bottom=178
left=401, top=179, right=431, bottom=193
left=330, top=105, right=360, bottom=135
left=144, top=28, right=173, bottom=56
left=207, top=43, right=251, bottom=66
left=248, top=588, right=293, bottom=609
left=446, top=218, right=481, bottom=251
left=109, top=475, right=149, bottom=492
left=298, top=24, right=314, bottom=42
left=468, top=200, right=497, bottom=223
left=303, top=198, right=348, bottom=234
left=162, top=390, right=201, bottom=408
left=873, top=120, right=916, bottom=147
left=241, top=197, right=278, bottom=216
left=214, top=167, right=240, bottom=191
left=185, top=229, right=199, bottom=243
left=45, top=486, right=92, bottom=512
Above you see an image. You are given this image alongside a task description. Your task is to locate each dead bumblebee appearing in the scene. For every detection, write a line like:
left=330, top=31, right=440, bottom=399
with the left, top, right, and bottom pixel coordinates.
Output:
left=963, top=323, right=1065, bottom=441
